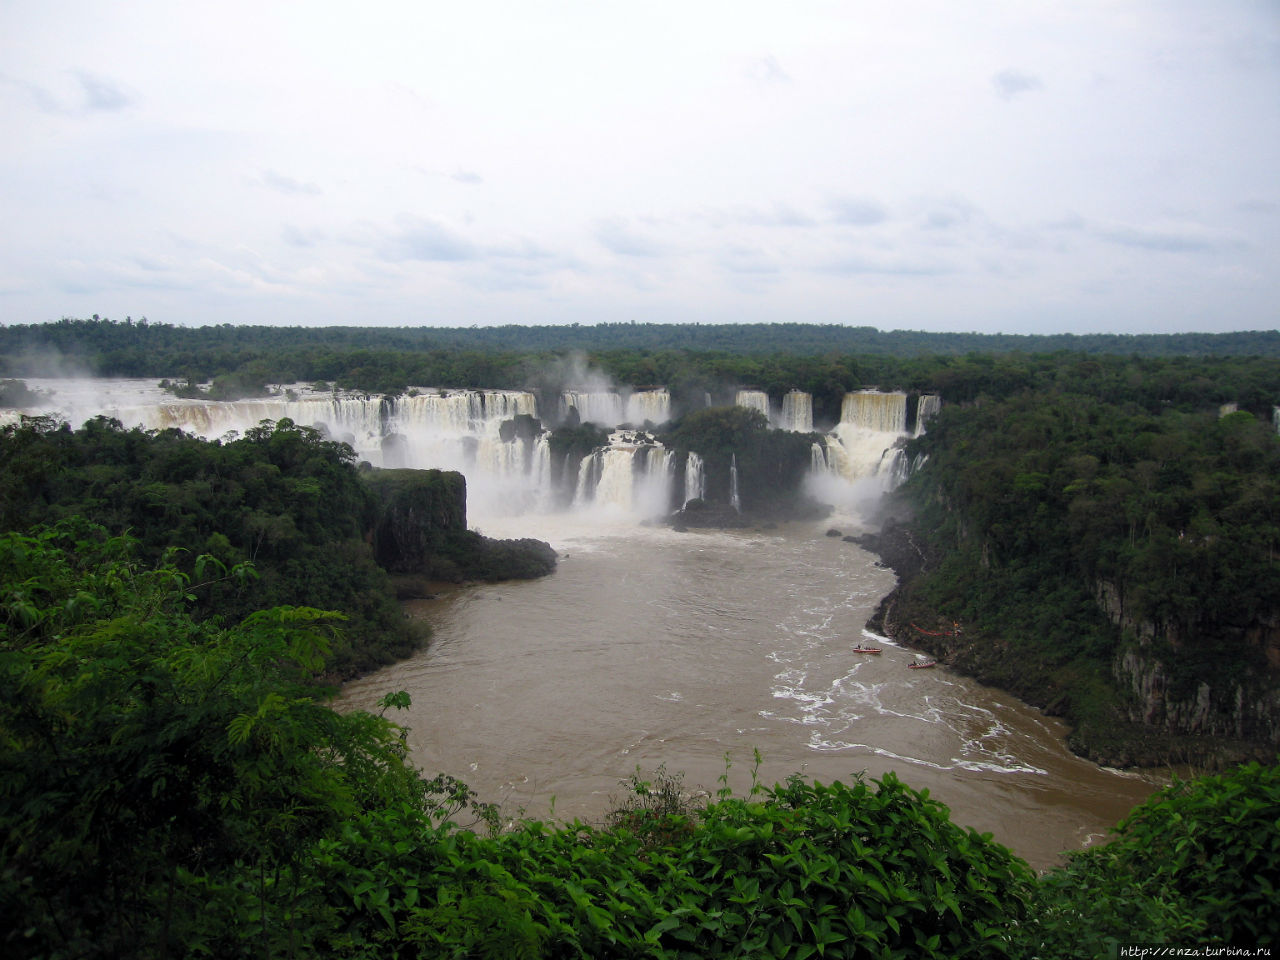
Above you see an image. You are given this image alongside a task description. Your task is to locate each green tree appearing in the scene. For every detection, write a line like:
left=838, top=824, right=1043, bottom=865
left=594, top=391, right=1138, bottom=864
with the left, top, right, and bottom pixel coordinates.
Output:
left=0, top=521, right=422, bottom=959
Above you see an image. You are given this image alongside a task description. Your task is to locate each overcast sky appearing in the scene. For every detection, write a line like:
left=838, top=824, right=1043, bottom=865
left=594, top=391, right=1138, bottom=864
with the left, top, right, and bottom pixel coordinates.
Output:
left=2, top=1, right=1277, bottom=333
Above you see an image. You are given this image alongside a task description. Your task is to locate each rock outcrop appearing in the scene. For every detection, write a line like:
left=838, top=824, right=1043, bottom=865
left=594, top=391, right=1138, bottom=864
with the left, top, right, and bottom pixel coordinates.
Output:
left=363, top=468, right=556, bottom=584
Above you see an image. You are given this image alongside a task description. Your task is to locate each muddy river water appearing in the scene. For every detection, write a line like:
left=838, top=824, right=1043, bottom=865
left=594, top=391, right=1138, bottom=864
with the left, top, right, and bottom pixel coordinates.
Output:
left=343, top=511, right=1158, bottom=871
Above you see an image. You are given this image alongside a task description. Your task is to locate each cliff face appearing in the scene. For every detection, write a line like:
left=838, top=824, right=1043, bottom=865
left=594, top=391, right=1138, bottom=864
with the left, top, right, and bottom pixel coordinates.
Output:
left=364, top=468, right=468, bottom=574
left=362, top=468, right=556, bottom=584
left=859, top=519, right=1280, bottom=768
left=1098, top=579, right=1280, bottom=747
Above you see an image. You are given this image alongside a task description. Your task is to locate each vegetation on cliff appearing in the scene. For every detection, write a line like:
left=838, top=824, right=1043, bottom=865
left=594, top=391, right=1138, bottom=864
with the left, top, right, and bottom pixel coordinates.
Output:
left=870, top=363, right=1280, bottom=766
left=365, top=468, right=556, bottom=584
left=3, top=527, right=1276, bottom=958
left=660, top=405, right=825, bottom=518
left=0, top=416, right=554, bottom=676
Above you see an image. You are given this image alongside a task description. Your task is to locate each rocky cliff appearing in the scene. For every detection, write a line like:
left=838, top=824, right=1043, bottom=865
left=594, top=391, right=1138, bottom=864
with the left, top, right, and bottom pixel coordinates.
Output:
left=363, top=468, right=556, bottom=586
left=858, top=521, right=1280, bottom=768
left=1098, top=580, right=1280, bottom=753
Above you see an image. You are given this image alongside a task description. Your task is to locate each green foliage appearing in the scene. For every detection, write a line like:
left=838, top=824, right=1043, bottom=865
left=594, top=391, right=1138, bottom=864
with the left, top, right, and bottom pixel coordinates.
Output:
left=364, top=468, right=557, bottom=582
left=663, top=405, right=819, bottom=513
left=0, top=523, right=425, bottom=959
left=1022, top=761, right=1280, bottom=953
left=889, top=380, right=1280, bottom=760
left=0, top=415, right=418, bottom=676
left=2, top=534, right=1275, bottom=958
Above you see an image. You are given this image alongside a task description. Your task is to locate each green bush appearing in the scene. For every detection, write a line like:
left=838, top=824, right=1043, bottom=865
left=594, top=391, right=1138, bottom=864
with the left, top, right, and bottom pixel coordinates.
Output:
left=1022, top=761, right=1280, bottom=955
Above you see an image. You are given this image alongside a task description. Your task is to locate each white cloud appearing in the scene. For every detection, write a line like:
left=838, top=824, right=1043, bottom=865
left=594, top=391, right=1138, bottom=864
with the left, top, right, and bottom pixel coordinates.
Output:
left=0, top=0, right=1276, bottom=332
left=376, top=216, right=478, bottom=263
left=829, top=198, right=889, bottom=227
left=261, top=170, right=322, bottom=197
left=992, top=69, right=1044, bottom=100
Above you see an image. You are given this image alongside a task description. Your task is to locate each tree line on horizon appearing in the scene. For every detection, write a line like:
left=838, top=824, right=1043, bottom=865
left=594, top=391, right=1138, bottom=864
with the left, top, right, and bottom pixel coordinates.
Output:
left=3, top=317, right=1279, bottom=423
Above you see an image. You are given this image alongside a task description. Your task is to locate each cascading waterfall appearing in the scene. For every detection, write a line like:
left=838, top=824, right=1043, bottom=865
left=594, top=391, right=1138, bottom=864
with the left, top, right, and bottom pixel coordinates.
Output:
left=779, top=390, right=813, bottom=432
left=810, top=443, right=827, bottom=472
left=735, top=390, right=770, bottom=419
left=560, top=391, right=623, bottom=427
left=45, top=384, right=549, bottom=517
left=624, top=389, right=670, bottom=426
left=684, top=451, right=705, bottom=506
left=814, top=391, right=917, bottom=497
left=841, top=391, right=908, bottom=433
left=574, top=432, right=675, bottom=518
left=915, top=394, right=942, bottom=436
left=12, top=378, right=937, bottom=522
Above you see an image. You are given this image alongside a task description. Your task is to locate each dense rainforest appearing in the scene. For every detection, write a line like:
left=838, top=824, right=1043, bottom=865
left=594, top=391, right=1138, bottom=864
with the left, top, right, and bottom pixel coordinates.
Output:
left=870, top=394, right=1280, bottom=763
left=3, top=316, right=1280, bottom=407
left=2, top=318, right=1279, bottom=954
left=0, top=416, right=555, bottom=677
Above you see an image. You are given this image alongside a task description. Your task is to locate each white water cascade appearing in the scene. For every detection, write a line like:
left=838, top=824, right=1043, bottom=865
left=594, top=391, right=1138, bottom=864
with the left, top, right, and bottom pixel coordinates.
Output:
left=573, top=432, right=676, bottom=518
left=779, top=390, right=814, bottom=433
left=817, top=391, right=913, bottom=497
left=684, top=452, right=706, bottom=506
left=734, top=390, right=770, bottom=419
left=625, top=389, right=671, bottom=426
left=559, top=388, right=671, bottom=429
left=915, top=394, right=942, bottom=436
left=560, top=391, right=623, bottom=427
left=729, top=454, right=741, bottom=512
left=7, top=378, right=937, bottom=523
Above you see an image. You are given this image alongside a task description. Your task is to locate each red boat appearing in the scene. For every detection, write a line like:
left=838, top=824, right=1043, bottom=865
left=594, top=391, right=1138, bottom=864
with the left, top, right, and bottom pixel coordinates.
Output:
left=908, top=660, right=937, bottom=670
left=852, top=645, right=882, bottom=654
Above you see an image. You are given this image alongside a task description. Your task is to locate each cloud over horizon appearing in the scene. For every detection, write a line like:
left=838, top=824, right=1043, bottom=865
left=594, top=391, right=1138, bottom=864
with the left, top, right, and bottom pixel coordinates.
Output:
left=0, top=1, right=1277, bottom=334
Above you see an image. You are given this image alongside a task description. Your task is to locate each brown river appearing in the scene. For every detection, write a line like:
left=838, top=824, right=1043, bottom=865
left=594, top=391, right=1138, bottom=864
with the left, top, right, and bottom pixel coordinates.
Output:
left=10, top=379, right=1160, bottom=870
left=343, top=511, right=1159, bottom=871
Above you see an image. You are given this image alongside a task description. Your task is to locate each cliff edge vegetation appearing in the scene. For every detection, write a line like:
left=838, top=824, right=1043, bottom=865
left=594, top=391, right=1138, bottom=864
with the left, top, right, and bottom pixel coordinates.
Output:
left=0, top=416, right=555, bottom=676
left=863, top=370, right=1280, bottom=768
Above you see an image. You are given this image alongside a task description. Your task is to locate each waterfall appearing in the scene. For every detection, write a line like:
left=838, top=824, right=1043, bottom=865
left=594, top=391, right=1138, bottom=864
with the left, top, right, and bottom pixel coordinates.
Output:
left=573, top=431, right=675, bottom=518
left=684, top=451, right=705, bottom=506
left=814, top=391, right=924, bottom=498
left=779, top=390, right=813, bottom=432
left=531, top=434, right=554, bottom=510
left=41, top=383, right=550, bottom=518
left=840, top=391, right=908, bottom=433
left=13, top=377, right=939, bottom=523
left=1273, top=406, right=1279, bottom=434
left=561, top=391, right=623, bottom=427
left=735, top=390, right=770, bottom=419
left=810, top=442, right=827, bottom=472
left=624, top=388, right=670, bottom=426
left=915, top=394, right=941, bottom=436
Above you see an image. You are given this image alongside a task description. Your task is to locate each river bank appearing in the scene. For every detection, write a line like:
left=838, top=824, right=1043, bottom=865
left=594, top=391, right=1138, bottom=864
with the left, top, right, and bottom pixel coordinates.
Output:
left=855, top=519, right=1275, bottom=770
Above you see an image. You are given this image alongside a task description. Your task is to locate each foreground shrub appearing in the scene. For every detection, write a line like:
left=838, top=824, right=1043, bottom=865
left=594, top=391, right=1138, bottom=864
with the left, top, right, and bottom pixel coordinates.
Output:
left=1022, top=761, right=1280, bottom=955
